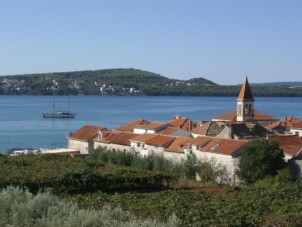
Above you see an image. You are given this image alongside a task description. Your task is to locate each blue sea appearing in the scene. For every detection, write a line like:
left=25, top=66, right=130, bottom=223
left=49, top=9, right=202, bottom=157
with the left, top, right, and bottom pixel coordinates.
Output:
left=0, top=96, right=302, bottom=152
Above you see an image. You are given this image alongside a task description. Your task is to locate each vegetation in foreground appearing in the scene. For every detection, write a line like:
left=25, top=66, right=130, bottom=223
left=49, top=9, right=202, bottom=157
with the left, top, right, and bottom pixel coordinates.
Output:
left=1, top=142, right=302, bottom=226
left=0, top=186, right=178, bottom=227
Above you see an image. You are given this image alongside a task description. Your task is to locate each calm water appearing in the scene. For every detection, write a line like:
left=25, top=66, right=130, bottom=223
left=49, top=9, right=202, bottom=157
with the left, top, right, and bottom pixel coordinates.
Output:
left=0, top=96, right=302, bottom=152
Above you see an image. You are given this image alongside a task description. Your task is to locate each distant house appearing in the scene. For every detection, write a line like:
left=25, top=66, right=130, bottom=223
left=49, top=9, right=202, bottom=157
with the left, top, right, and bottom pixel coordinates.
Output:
left=142, top=135, right=176, bottom=155
left=266, top=117, right=302, bottom=134
left=130, top=134, right=175, bottom=157
left=190, top=137, right=248, bottom=184
left=130, top=134, right=158, bottom=156
left=133, top=122, right=169, bottom=134
left=291, top=121, right=302, bottom=136
left=167, top=116, right=198, bottom=132
left=164, top=137, right=195, bottom=162
left=94, top=131, right=138, bottom=152
left=68, top=125, right=107, bottom=154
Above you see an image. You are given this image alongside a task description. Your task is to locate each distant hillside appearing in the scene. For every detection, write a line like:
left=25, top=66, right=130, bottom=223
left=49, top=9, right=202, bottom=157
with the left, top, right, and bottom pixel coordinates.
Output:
left=251, top=82, right=302, bottom=87
left=1, top=68, right=302, bottom=96
left=0, top=68, right=217, bottom=96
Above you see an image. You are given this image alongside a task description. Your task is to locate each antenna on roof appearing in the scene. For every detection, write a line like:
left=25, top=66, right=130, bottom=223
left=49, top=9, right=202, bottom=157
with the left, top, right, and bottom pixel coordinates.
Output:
left=244, top=67, right=248, bottom=80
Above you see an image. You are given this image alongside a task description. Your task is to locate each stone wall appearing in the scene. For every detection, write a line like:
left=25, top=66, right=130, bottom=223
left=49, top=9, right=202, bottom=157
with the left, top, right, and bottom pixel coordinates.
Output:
left=94, top=142, right=132, bottom=153
left=68, top=139, right=90, bottom=154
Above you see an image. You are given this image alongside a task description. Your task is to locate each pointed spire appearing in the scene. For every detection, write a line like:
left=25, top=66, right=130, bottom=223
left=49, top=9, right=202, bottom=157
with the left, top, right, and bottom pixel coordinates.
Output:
left=237, top=76, right=254, bottom=101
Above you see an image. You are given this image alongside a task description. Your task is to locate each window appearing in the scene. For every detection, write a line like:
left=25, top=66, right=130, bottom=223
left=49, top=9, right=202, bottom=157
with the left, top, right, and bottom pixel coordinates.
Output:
left=237, top=104, right=242, bottom=116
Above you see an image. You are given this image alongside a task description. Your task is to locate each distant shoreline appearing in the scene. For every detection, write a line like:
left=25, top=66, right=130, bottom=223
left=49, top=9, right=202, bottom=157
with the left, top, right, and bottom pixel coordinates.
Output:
left=1, top=94, right=302, bottom=98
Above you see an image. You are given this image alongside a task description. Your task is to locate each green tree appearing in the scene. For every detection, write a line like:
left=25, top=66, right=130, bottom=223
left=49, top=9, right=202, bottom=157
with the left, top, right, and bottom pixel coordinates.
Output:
left=181, top=154, right=199, bottom=179
left=238, top=138, right=285, bottom=184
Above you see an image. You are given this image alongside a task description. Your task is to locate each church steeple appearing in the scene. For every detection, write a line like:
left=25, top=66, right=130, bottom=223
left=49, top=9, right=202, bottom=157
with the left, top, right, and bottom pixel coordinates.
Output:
left=238, top=75, right=254, bottom=101
left=237, top=76, right=254, bottom=122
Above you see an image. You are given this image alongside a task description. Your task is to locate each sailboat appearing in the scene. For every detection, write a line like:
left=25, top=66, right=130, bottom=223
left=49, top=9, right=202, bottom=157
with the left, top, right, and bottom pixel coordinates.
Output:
left=43, top=95, right=76, bottom=118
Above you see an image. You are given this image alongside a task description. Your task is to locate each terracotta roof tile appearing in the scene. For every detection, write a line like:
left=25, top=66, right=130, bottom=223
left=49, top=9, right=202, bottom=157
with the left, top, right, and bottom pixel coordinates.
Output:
left=95, top=131, right=120, bottom=143
left=238, top=77, right=254, bottom=101
left=95, top=131, right=139, bottom=146
left=271, top=135, right=302, bottom=156
left=253, top=110, right=279, bottom=121
left=110, top=132, right=139, bottom=146
left=202, top=138, right=248, bottom=155
left=69, top=125, right=108, bottom=141
left=134, top=122, right=168, bottom=130
left=130, top=134, right=158, bottom=143
left=190, top=136, right=213, bottom=149
left=213, top=110, right=237, bottom=121
left=146, top=135, right=175, bottom=147
left=212, top=110, right=278, bottom=122
left=266, top=122, right=283, bottom=130
left=165, top=137, right=195, bottom=153
left=167, top=117, right=198, bottom=131
left=114, top=119, right=150, bottom=132
left=292, top=121, right=302, bottom=129
left=157, top=127, right=180, bottom=135
left=266, top=117, right=302, bottom=131
left=192, top=121, right=211, bottom=134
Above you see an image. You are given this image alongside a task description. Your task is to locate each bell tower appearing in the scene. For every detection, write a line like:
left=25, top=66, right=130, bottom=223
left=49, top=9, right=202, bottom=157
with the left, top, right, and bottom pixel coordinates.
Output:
left=237, top=76, right=254, bottom=122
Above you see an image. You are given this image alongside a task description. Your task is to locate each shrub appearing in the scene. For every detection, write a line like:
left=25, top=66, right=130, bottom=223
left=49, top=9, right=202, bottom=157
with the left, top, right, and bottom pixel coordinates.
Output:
left=0, top=186, right=179, bottom=227
left=94, top=147, right=178, bottom=174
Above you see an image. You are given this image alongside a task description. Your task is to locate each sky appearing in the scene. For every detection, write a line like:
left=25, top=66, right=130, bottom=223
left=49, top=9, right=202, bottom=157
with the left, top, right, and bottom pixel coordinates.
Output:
left=0, top=0, right=301, bottom=84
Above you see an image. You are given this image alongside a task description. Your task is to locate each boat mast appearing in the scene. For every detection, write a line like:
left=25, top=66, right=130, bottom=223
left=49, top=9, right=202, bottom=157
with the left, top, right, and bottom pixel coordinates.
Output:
left=53, top=94, right=56, bottom=113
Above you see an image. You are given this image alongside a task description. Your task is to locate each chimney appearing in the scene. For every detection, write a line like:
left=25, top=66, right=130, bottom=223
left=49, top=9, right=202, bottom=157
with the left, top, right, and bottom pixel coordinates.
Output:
left=174, top=114, right=180, bottom=119
left=97, top=130, right=103, bottom=140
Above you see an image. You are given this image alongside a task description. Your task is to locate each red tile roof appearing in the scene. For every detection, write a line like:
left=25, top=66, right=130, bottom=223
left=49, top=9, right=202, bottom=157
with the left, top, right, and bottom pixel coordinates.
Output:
left=131, top=134, right=158, bottom=143
left=114, top=119, right=150, bottom=132
left=134, top=122, right=168, bottom=130
left=95, top=131, right=139, bottom=146
left=213, top=110, right=278, bottom=122
left=266, top=122, right=282, bottom=130
left=145, top=135, right=175, bottom=147
left=238, top=77, right=254, bottom=101
left=191, top=136, right=213, bottom=147
left=266, top=117, right=302, bottom=130
left=167, top=117, right=198, bottom=131
left=157, top=127, right=180, bottom=135
left=165, top=137, right=195, bottom=153
left=95, top=131, right=120, bottom=143
left=69, top=125, right=108, bottom=141
left=270, top=135, right=302, bottom=156
left=192, top=121, right=211, bottom=134
left=292, top=121, right=302, bottom=129
left=202, top=138, right=248, bottom=155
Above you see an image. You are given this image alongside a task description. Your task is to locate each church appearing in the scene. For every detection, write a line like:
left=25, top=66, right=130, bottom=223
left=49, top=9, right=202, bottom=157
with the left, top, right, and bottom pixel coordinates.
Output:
left=212, top=76, right=279, bottom=126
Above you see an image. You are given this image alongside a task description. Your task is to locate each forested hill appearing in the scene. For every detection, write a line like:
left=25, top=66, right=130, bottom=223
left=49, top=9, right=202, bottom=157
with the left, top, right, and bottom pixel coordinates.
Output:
left=1, top=68, right=302, bottom=96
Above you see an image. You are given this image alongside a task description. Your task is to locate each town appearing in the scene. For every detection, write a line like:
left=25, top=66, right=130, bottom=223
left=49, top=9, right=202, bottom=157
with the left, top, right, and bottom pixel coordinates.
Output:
left=67, top=77, right=302, bottom=184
